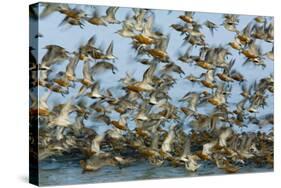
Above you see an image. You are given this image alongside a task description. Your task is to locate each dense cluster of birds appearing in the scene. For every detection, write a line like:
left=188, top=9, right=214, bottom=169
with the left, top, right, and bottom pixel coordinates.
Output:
left=29, top=3, right=274, bottom=174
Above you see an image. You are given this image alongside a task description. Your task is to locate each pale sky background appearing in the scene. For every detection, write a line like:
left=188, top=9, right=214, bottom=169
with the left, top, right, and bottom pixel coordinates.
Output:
left=30, top=3, right=274, bottom=133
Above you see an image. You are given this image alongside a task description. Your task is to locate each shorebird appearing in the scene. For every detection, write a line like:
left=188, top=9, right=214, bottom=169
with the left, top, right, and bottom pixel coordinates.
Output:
left=179, top=135, right=201, bottom=171
left=48, top=98, right=74, bottom=127
left=115, top=20, right=135, bottom=38
left=222, top=14, right=239, bottom=33
left=251, top=22, right=267, bottom=40
left=218, top=127, right=233, bottom=147
left=127, top=63, right=156, bottom=92
left=65, top=52, right=79, bottom=81
left=149, top=90, right=170, bottom=106
left=30, top=90, right=51, bottom=116
left=207, top=84, right=230, bottom=106
left=180, top=91, right=207, bottom=116
left=90, top=133, right=105, bottom=154
left=237, top=22, right=252, bottom=44
left=249, top=113, right=273, bottom=128
left=213, top=153, right=240, bottom=173
left=242, top=40, right=261, bottom=58
left=111, top=114, right=129, bottom=130
left=204, top=20, right=218, bottom=36
left=86, top=9, right=107, bottom=26
left=102, top=41, right=117, bottom=61
left=254, top=16, right=266, bottom=23
left=230, top=69, right=245, bottom=83
left=193, top=52, right=216, bottom=70
left=179, top=11, right=194, bottom=24
left=80, top=153, right=117, bottom=172
left=146, top=35, right=170, bottom=62
left=232, top=98, right=247, bottom=127
left=91, top=61, right=118, bottom=74
left=132, top=12, right=155, bottom=46
left=40, top=3, right=61, bottom=18
left=58, top=6, right=87, bottom=28
left=170, top=23, right=191, bottom=33
left=200, top=70, right=217, bottom=89
left=102, top=7, right=120, bottom=24
left=177, top=45, right=194, bottom=64
left=216, top=59, right=235, bottom=82
left=161, top=62, right=185, bottom=76
left=86, top=81, right=104, bottom=99
left=132, top=8, right=147, bottom=32
left=53, top=71, right=72, bottom=88
left=185, top=74, right=201, bottom=83
left=80, top=61, right=94, bottom=87
left=161, top=124, right=176, bottom=158
left=228, top=37, right=243, bottom=51
left=40, top=45, right=69, bottom=70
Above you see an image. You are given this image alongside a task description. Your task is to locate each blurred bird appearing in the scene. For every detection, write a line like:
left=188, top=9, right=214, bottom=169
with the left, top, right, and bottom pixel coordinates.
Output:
left=204, top=20, right=218, bottom=36
left=102, top=7, right=120, bottom=24
left=40, top=45, right=69, bottom=70
left=179, top=11, right=194, bottom=24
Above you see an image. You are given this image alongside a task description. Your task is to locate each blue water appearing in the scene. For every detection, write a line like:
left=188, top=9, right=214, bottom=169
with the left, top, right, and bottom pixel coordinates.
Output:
left=39, top=158, right=273, bottom=186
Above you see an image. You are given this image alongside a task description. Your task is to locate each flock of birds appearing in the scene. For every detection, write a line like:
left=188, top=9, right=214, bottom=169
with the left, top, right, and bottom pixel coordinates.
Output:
left=29, top=3, right=274, bottom=175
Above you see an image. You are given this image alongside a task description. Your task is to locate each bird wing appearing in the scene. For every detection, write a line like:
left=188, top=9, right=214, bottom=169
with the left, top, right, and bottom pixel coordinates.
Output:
left=65, top=53, right=79, bottom=77
left=82, top=61, right=93, bottom=81
left=106, top=41, right=114, bottom=56
left=143, top=63, right=157, bottom=83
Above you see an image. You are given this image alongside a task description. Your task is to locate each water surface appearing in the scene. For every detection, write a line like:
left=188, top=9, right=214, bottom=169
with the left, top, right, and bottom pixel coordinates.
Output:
left=39, top=158, right=273, bottom=186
